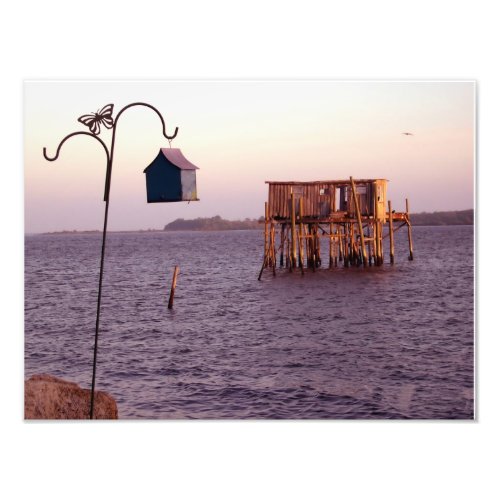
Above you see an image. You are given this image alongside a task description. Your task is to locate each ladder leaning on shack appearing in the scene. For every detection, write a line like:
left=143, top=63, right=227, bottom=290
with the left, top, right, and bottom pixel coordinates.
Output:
left=258, top=177, right=414, bottom=280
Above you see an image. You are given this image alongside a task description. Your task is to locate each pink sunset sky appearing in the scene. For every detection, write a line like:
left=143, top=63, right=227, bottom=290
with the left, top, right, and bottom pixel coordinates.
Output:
left=24, top=80, right=474, bottom=233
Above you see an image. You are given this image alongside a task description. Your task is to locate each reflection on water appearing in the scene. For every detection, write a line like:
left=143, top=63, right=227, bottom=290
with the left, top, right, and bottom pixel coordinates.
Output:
left=25, top=226, right=474, bottom=419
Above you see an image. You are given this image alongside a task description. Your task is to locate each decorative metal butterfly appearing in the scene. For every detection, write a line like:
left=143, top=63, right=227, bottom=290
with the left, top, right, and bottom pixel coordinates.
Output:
left=78, top=104, right=114, bottom=135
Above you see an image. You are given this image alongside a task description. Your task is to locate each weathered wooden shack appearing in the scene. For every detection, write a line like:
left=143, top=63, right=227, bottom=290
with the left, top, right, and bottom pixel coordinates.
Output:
left=268, top=179, right=388, bottom=220
left=259, top=177, right=413, bottom=279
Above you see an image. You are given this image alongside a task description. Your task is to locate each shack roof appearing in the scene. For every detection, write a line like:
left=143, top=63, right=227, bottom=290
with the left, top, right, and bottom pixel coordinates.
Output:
left=144, top=148, right=199, bottom=173
left=266, top=179, right=388, bottom=185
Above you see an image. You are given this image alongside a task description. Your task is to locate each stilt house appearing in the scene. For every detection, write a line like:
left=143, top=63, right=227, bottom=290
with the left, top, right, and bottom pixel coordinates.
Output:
left=258, top=177, right=414, bottom=279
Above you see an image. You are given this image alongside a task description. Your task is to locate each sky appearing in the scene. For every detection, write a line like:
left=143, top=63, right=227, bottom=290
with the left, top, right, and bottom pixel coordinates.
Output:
left=24, top=80, right=474, bottom=233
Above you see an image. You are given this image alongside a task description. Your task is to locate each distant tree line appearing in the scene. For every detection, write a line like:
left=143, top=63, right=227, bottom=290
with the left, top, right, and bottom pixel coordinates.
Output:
left=164, top=210, right=473, bottom=231
left=409, top=209, right=473, bottom=226
left=164, top=215, right=264, bottom=231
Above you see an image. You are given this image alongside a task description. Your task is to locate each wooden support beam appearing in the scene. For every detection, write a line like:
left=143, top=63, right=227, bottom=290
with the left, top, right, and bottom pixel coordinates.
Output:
left=329, top=222, right=334, bottom=268
left=264, top=202, right=269, bottom=267
left=315, top=225, right=321, bottom=267
left=290, top=192, right=297, bottom=268
left=373, top=219, right=379, bottom=265
left=280, top=224, right=285, bottom=267
left=285, top=225, right=290, bottom=270
left=270, top=221, right=276, bottom=276
left=258, top=224, right=274, bottom=281
left=350, top=177, right=368, bottom=266
left=338, top=224, right=344, bottom=262
left=406, top=198, right=414, bottom=260
left=367, top=222, right=372, bottom=266
left=350, top=223, right=355, bottom=265
left=312, top=225, right=317, bottom=271
left=378, top=221, right=384, bottom=265
left=388, top=200, right=395, bottom=264
left=299, top=197, right=305, bottom=274
left=344, top=224, right=349, bottom=268
left=383, top=221, right=408, bottom=239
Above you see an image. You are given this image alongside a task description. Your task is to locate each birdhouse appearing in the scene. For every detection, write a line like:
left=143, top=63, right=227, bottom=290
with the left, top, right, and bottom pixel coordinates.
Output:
left=143, top=148, right=200, bottom=203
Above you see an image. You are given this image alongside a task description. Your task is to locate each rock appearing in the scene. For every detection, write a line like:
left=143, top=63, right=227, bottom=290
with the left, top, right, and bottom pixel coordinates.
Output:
left=24, top=374, right=118, bottom=420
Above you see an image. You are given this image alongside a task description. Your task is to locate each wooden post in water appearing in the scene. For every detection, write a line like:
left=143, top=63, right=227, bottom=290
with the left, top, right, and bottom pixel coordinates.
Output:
left=290, top=192, right=297, bottom=269
left=311, top=225, right=317, bottom=271
left=388, top=199, right=395, bottom=264
left=305, top=229, right=309, bottom=269
left=329, top=187, right=335, bottom=269
left=316, top=225, right=321, bottom=267
left=406, top=198, right=414, bottom=260
left=270, top=221, right=276, bottom=276
left=380, top=221, right=384, bottom=264
left=373, top=192, right=381, bottom=266
left=280, top=224, right=285, bottom=267
left=285, top=226, right=290, bottom=269
left=168, top=266, right=180, bottom=309
left=334, top=225, right=338, bottom=267
left=349, top=223, right=355, bottom=265
left=366, top=223, right=372, bottom=266
left=373, top=219, right=379, bottom=265
left=298, top=197, right=305, bottom=274
left=307, top=224, right=313, bottom=268
left=378, top=221, right=384, bottom=265
left=264, top=202, right=269, bottom=267
left=329, top=222, right=334, bottom=268
left=258, top=202, right=273, bottom=279
left=350, top=177, right=368, bottom=266
left=343, top=224, right=349, bottom=267
left=338, top=224, right=344, bottom=262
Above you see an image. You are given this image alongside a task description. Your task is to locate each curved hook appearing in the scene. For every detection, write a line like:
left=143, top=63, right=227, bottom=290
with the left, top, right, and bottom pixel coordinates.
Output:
left=43, top=131, right=110, bottom=165
left=113, top=102, right=178, bottom=141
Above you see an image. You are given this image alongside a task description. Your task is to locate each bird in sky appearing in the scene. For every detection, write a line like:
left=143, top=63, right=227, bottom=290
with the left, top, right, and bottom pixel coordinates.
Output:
left=402, top=132, right=414, bottom=136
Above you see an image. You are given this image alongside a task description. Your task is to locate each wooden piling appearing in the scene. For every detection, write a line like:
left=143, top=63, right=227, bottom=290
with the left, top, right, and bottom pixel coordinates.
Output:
left=378, top=221, right=383, bottom=265
left=290, top=192, right=297, bottom=268
left=270, top=221, right=276, bottom=276
left=367, top=223, right=372, bottom=266
left=330, top=187, right=336, bottom=269
left=306, top=224, right=314, bottom=267
left=334, top=225, right=338, bottom=267
left=298, top=197, right=305, bottom=274
left=350, top=223, right=355, bottom=265
left=350, top=177, right=368, bottom=266
left=264, top=202, right=269, bottom=266
left=373, top=219, right=379, bottom=265
left=168, top=266, right=179, bottom=309
left=280, top=224, right=285, bottom=267
left=285, top=226, right=290, bottom=269
left=379, top=221, right=384, bottom=265
left=329, top=222, right=334, bottom=268
left=315, top=225, right=321, bottom=267
left=406, top=198, right=414, bottom=260
left=338, top=224, right=344, bottom=262
left=388, top=200, right=395, bottom=264
left=311, top=225, right=317, bottom=271
left=344, top=224, right=349, bottom=268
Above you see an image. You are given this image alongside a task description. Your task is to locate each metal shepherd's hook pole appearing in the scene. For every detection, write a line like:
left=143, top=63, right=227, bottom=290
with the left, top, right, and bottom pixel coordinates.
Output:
left=43, top=103, right=178, bottom=419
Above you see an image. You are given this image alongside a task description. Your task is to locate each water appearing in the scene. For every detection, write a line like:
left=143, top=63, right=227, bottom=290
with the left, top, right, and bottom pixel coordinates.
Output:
left=24, top=226, right=474, bottom=419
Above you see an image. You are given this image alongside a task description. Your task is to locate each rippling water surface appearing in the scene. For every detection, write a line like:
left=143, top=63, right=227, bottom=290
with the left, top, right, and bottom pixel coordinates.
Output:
left=25, top=226, right=474, bottom=419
